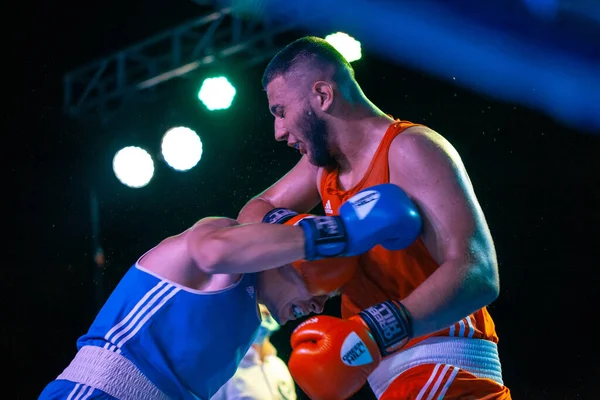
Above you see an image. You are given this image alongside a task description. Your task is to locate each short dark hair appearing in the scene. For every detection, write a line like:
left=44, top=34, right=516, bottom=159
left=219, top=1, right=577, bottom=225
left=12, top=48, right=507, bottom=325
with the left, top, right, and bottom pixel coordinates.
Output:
left=262, top=36, right=355, bottom=88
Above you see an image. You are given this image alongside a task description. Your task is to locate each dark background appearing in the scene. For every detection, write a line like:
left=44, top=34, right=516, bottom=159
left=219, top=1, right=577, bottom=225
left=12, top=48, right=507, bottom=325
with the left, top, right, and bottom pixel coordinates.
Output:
left=8, top=1, right=599, bottom=399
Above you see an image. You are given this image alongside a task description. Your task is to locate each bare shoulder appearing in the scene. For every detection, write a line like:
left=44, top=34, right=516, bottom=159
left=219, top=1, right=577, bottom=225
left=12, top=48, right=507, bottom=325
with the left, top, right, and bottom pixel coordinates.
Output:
left=142, top=217, right=237, bottom=267
left=188, top=217, right=239, bottom=233
left=140, top=216, right=241, bottom=290
left=389, top=125, right=465, bottom=185
left=392, top=125, right=460, bottom=161
left=389, top=125, right=494, bottom=263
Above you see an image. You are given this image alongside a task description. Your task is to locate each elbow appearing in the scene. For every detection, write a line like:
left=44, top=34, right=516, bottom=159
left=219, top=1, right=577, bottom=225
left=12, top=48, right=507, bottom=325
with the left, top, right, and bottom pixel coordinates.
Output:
left=472, top=256, right=500, bottom=306
left=237, top=197, right=274, bottom=224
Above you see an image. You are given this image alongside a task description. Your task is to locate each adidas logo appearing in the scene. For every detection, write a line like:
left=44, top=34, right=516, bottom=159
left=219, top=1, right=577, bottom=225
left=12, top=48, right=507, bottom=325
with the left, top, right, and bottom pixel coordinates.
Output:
left=246, top=286, right=255, bottom=298
left=324, top=200, right=333, bottom=214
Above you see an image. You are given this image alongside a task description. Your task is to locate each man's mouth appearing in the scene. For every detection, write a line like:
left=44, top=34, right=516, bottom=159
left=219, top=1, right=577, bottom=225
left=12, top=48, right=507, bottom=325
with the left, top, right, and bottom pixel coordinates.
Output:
left=292, top=305, right=305, bottom=319
left=290, top=142, right=305, bottom=154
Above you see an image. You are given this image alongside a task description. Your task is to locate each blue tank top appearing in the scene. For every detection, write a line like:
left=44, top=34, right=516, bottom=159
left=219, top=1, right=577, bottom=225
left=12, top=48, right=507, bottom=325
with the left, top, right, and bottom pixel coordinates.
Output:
left=77, top=263, right=261, bottom=399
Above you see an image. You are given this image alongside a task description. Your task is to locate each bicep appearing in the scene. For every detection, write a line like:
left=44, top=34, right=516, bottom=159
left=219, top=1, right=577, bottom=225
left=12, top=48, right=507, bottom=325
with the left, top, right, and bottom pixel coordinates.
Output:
left=389, top=128, right=495, bottom=265
left=254, top=155, right=321, bottom=213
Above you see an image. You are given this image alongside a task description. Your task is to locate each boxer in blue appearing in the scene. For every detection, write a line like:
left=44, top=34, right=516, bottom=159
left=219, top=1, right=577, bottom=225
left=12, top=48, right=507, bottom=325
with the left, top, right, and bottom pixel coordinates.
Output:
left=39, top=183, right=422, bottom=400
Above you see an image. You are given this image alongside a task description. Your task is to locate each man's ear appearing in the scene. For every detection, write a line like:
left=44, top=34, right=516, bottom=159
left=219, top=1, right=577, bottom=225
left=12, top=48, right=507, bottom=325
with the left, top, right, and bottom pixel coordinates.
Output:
left=313, top=81, right=334, bottom=112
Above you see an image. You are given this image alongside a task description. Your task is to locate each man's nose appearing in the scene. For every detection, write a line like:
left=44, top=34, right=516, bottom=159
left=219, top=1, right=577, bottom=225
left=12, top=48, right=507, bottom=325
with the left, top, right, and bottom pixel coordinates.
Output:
left=274, top=119, right=288, bottom=142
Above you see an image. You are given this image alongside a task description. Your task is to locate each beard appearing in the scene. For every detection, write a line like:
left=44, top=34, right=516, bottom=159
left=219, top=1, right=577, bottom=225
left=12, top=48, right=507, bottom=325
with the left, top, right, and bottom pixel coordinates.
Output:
left=301, top=107, right=336, bottom=168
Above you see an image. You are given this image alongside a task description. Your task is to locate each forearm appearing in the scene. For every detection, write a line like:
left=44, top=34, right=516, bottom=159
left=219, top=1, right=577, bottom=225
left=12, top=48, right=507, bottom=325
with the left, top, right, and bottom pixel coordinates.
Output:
left=189, top=223, right=306, bottom=274
left=237, top=197, right=276, bottom=224
left=401, top=259, right=499, bottom=338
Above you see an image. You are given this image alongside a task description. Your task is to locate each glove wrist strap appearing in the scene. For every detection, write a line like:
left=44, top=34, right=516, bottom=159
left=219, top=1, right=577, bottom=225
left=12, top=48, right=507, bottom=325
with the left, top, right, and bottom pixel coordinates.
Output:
left=298, top=216, right=347, bottom=260
left=262, top=208, right=298, bottom=224
left=359, top=300, right=413, bottom=357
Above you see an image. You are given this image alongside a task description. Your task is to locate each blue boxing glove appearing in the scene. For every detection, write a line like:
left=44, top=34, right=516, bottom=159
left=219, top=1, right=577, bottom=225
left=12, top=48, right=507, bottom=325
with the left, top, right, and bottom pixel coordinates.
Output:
left=297, top=184, right=423, bottom=260
left=356, top=184, right=423, bottom=251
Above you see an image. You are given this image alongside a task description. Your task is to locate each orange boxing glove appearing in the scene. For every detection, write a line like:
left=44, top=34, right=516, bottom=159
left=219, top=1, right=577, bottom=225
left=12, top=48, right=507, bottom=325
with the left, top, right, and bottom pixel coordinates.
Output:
left=289, top=315, right=382, bottom=400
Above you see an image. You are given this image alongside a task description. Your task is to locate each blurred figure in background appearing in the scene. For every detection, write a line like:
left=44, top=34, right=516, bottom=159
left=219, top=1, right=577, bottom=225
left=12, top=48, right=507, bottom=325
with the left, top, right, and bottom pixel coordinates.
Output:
left=211, top=304, right=296, bottom=400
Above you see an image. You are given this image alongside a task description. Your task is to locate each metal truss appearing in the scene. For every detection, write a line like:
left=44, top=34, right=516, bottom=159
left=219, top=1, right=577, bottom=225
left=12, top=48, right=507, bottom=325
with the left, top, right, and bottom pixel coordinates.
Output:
left=63, top=7, right=296, bottom=119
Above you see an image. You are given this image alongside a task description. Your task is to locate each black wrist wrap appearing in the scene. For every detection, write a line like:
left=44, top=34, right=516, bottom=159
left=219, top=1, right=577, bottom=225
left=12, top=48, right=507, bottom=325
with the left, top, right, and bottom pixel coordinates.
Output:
left=359, top=300, right=413, bottom=356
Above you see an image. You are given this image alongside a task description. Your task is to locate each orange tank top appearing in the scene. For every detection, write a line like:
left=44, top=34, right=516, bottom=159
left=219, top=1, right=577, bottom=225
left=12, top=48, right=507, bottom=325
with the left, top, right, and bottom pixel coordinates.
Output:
left=319, top=120, right=498, bottom=350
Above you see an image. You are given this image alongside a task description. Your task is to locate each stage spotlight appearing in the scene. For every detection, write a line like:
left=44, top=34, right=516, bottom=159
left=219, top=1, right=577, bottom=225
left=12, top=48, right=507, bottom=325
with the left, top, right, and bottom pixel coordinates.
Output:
left=325, top=32, right=362, bottom=62
left=112, top=146, right=154, bottom=188
left=198, top=76, right=236, bottom=111
left=161, top=126, right=203, bottom=171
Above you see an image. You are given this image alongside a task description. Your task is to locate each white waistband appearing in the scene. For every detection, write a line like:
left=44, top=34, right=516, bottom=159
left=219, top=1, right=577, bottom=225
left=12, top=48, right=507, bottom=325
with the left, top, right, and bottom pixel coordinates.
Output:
left=57, top=345, right=170, bottom=400
left=367, top=337, right=504, bottom=399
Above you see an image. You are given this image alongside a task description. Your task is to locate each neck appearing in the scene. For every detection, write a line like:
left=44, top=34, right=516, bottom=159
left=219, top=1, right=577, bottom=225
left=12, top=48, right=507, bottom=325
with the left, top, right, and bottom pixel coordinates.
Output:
left=252, top=342, right=263, bottom=354
left=252, top=338, right=276, bottom=361
left=330, top=101, right=394, bottom=173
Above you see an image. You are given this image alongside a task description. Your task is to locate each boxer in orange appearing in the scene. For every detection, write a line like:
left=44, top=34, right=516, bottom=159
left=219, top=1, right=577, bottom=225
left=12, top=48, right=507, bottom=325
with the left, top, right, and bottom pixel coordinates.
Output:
left=238, top=36, right=511, bottom=399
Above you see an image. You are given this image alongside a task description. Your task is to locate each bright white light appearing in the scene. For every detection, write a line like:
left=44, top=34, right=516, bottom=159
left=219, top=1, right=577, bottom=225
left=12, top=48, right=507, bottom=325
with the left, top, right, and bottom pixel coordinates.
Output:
left=325, top=32, right=362, bottom=63
left=112, top=146, right=154, bottom=188
left=161, top=126, right=203, bottom=171
left=198, top=76, right=237, bottom=111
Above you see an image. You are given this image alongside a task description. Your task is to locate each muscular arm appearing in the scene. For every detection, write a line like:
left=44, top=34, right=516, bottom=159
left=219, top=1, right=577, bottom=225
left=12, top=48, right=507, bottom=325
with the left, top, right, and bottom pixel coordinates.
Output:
left=237, top=156, right=321, bottom=223
left=186, top=217, right=306, bottom=274
left=389, top=127, right=500, bottom=338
